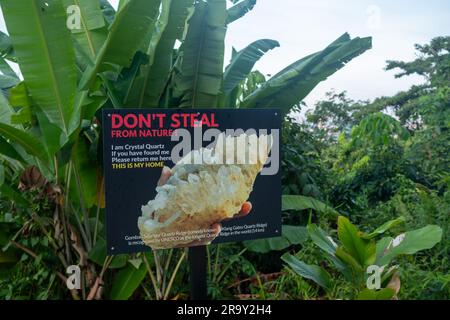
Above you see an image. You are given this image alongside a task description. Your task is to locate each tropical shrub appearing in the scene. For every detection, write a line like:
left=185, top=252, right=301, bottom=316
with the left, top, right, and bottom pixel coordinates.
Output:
left=359, top=185, right=450, bottom=299
left=282, top=216, right=442, bottom=300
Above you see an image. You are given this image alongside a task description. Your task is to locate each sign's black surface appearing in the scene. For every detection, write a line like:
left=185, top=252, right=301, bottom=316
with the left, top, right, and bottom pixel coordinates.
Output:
left=102, top=109, right=281, bottom=254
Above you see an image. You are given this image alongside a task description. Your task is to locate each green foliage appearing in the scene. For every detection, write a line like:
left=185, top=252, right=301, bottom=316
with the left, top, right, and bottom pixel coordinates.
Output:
left=0, top=123, right=49, bottom=164
left=358, top=187, right=450, bottom=299
left=337, top=216, right=376, bottom=267
left=173, top=0, right=227, bottom=108
left=121, top=0, right=193, bottom=107
left=306, top=91, right=369, bottom=139
left=223, top=39, right=279, bottom=95
left=241, top=33, right=372, bottom=112
left=329, top=113, right=411, bottom=211
left=80, top=0, right=162, bottom=90
left=1, top=0, right=78, bottom=136
left=62, top=0, right=107, bottom=63
left=244, top=225, right=307, bottom=253
left=294, top=39, right=450, bottom=298
left=281, top=118, right=329, bottom=199
left=351, top=113, right=410, bottom=147
left=282, top=216, right=442, bottom=299
left=357, top=288, right=395, bottom=300
left=1, top=0, right=447, bottom=302
left=281, top=253, right=332, bottom=290
left=282, top=195, right=337, bottom=215
left=226, top=0, right=256, bottom=24
left=377, top=225, right=443, bottom=265
left=361, top=216, right=405, bottom=240
left=109, top=257, right=148, bottom=300
left=244, top=195, right=334, bottom=253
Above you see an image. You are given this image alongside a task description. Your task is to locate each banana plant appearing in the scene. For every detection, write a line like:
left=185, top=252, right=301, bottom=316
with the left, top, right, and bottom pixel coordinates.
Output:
left=0, top=0, right=371, bottom=299
left=282, top=216, right=442, bottom=300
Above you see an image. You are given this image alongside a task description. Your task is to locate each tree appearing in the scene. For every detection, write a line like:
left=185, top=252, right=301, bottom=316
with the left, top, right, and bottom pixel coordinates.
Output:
left=373, top=36, right=450, bottom=130
left=380, top=37, right=450, bottom=188
left=305, top=91, right=369, bottom=141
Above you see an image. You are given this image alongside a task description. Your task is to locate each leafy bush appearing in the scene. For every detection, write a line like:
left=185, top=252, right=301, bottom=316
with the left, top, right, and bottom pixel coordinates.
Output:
left=282, top=216, right=442, bottom=300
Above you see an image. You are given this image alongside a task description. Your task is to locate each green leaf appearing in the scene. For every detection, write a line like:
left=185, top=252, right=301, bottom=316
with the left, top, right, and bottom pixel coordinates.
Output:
left=109, top=259, right=148, bottom=300
left=281, top=253, right=332, bottom=289
left=123, top=0, right=193, bottom=107
left=0, top=30, right=15, bottom=61
left=0, top=88, right=14, bottom=124
left=241, top=33, right=372, bottom=112
left=79, top=0, right=162, bottom=90
left=352, top=113, right=409, bottom=146
left=335, top=246, right=364, bottom=272
left=0, top=135, right=26, bottom=163
left=0, top=183, right=29, bottom=206
left=282, top=195, right=337, bottom=214
left=307, top=224, right=337, bottom=255
left=282, top=225, right=308, bottom=245
left=378, top=225, right=443, bottom=265
left=306, top=225, right=351, bottom=277
left=81, top=92, right=108, bottom=120
left=357, top=288, right=395, bottom=300
left=35, top=109, right=66, bottom=158
left=226, top=0, right=256, bottom=24
left=375, top=236, right=392, bottom=264
left=225, top=69, right=266, bottom=107
left=244, top=225, right=307, bottom=253
left=337, top=216, right=375, bottom=267
left=223, top=39, right=279, bottom=95
left=174, top=0, right=227, bottom=108
left=71, top=137, right=98, bottom=209
left=0, top=164, right=4, bottom=186
left=1, top=0, right=77, bottom=136
left=0, top=57, right=18, bottom=79
left=0, top=74, right=19, bottom=89
left=10, top=107, right=32, bottom=126
left=0, top=123, right=49, bottom=163
left=9, top=82, right=31, bottom=108
left=361, top=216, right=405, bottom=240
left=99, top=0, right=116, bottom=25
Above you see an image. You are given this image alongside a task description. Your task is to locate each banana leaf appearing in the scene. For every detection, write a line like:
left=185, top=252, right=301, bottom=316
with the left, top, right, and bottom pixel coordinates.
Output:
left=1, top=0, right=78, bottom=136
left=123, top=0, right=193, bottom=107
left=223, top=39, right=279, bottom=95
left=173, top=0, right=227, bottom=108
left=79, top=0, right=161, bottom=90
left=63, top=0, right=108, bottom=63
left=241, top=33, right=372, bottom=113
left=226, top=0, right=256, bottom=24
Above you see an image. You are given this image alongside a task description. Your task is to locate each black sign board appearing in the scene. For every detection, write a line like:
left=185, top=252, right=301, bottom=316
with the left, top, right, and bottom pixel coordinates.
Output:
left=102, top=109, right=281, bottom=254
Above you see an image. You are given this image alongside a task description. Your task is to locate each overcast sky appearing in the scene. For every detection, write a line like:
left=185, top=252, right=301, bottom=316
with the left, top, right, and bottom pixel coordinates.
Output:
left=221, top=0, right=450, bottom=106
left=1, top=0, right=449, bottom=107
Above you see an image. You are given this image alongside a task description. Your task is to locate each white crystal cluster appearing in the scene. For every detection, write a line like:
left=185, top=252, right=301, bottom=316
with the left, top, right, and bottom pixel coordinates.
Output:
left=138, top=133, right=272, bottom=249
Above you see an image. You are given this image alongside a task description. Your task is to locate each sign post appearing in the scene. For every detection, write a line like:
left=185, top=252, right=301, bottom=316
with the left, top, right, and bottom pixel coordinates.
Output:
left=189, top=246, right=207, bottom=300
left=102, top=109, right=281, bottom=299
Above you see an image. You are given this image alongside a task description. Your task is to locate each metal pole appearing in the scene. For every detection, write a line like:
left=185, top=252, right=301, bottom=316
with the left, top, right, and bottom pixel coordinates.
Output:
left=188, top=245, right=207, bottom=300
